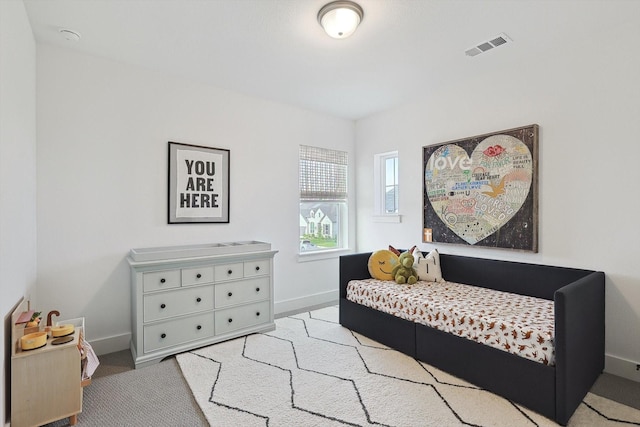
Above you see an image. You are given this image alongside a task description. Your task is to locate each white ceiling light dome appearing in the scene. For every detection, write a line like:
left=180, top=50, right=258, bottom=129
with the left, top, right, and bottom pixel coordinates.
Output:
left=59, top=28, right=81, bottom=42
left=318, top=1, right=364, bottom=39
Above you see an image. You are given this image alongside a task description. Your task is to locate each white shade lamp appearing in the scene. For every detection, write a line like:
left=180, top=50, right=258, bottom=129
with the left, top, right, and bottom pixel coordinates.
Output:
left=317, top=1, right=364, bottom=39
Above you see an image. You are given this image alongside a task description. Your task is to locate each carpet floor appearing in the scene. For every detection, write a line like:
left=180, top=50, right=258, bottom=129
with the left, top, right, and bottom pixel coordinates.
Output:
left=45, top=356, right=208, bottom=426
left=177, top=306, right=640, bottom=427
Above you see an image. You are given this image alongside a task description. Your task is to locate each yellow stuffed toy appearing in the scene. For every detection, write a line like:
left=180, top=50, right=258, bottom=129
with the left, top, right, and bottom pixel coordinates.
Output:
left=391, top=246, right=418, bottom=285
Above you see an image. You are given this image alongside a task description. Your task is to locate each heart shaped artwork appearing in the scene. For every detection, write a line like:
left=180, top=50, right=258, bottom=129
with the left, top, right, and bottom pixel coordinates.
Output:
left=424, top=134, right=533, bottom=245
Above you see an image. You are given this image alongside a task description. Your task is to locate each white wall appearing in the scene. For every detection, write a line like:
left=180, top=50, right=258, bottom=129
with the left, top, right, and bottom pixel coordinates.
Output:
left=0, top=0, right=37, bottom=423
left=36, top=45, right=355, bottom=355
left=355, top=18, right=640, bottom=380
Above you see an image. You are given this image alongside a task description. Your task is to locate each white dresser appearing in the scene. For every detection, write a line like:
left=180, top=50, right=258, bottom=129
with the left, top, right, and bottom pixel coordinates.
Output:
left=128, top=241, right=277, bottom=368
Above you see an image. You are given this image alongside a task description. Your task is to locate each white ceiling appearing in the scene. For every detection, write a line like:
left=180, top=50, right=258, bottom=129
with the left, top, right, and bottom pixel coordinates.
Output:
left=22, top=0, right=638, bottom=120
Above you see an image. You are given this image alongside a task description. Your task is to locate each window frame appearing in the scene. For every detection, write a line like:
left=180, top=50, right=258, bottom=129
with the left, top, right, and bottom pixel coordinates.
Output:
left=299, top=145, right=349, bottom=255
left=373, top=150, right=401, bottom=223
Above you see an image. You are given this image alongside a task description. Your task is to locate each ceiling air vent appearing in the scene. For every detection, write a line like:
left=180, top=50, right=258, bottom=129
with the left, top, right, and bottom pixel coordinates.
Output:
left=465, top=33, right=511, bottom=57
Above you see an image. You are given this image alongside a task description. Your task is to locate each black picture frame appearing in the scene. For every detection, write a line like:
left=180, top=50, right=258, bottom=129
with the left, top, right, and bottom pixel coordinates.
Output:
left=168, top=141, right=230, bottom=224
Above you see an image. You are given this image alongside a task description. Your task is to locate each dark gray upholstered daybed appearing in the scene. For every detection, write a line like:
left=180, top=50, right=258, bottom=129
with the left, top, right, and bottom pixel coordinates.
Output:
left=339, top=251, right=605, bottom=425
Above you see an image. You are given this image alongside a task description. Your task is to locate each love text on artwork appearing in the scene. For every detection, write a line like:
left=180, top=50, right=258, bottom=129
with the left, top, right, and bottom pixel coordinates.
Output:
left=180, top=159, right=219, bottom=208
left=427, top=154, right=472, bottom=171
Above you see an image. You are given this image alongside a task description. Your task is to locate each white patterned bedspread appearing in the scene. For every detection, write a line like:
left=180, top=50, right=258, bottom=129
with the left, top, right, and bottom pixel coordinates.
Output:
left=346, top=279, right=555, bottom=365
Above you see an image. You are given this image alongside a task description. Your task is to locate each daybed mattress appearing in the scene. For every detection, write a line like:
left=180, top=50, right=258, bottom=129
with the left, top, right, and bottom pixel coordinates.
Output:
left=346, top=279, right=556, bottom=365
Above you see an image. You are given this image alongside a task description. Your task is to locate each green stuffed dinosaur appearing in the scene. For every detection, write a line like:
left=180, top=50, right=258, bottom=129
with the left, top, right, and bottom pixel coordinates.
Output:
left=391, top=246, right=418, bottom=285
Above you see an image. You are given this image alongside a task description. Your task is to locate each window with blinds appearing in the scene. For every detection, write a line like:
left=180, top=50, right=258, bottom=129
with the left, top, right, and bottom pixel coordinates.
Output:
left=299, top=145, right=348, bottom=253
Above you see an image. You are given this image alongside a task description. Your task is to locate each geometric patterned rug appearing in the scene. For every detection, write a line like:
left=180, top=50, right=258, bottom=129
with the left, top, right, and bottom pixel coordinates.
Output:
left=176, top=306, right=640, bottom=426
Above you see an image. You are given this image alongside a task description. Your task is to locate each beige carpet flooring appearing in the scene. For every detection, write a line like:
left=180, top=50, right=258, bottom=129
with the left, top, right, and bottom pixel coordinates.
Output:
left=43, top=356, right=207, bottom=427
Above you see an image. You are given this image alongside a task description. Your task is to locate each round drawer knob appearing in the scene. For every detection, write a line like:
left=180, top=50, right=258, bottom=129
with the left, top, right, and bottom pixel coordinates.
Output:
left=196, top=297, right=202, bottom=303
left=197, top=325, right=202, bottom=330
left=228, top=292, right=233, bottom=297
left=255, top=266, right=260, bottom=271
left=160, top=278, right=166, bottom=283
left=196, top=273, right=202, bottom=279
left=256, top=287, right=260, bottom=292
left=161, top=333, right=166, bottom=339
left=256, top=312, right=261, bottom=317
left=160, top=303, right=166, bottom=309
left=228, top=318, right=233, bottom=323
left=227, top=269, right=233, bottom=275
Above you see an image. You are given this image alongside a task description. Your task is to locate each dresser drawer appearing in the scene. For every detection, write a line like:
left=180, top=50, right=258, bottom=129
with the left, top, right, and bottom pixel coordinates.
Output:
left=143, top=270, right=180, bottom=293
left=215, top=300, right=270, bottom=335
left=214, top=263, right=243, bottom=282
left=144, top=285, right=214, bottom=322
left=144, top=312, right=214, bottom=353
left=182, top=266, right=214, bottom=286
left=244, top=259, right=270, bottom=277
left=215, top=277, right=270, bottom=309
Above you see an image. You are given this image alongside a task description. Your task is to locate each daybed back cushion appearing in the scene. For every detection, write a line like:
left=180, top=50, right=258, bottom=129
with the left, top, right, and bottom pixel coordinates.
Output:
left=347, top=278, right=556, bottom=365
left=439, top=254, right=595, bottom=300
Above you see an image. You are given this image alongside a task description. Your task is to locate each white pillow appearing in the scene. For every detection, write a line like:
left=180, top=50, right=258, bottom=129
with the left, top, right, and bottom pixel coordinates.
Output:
left=412, top=248, right=444, bottom=282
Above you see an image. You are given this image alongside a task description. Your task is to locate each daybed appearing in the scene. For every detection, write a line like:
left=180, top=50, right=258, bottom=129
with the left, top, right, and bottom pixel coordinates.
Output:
left=339, top=251, right=605, bottom=425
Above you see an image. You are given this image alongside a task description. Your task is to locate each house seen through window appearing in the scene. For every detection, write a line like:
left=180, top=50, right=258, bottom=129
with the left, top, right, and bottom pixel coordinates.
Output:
left=299, top=145, right=348, bottom=253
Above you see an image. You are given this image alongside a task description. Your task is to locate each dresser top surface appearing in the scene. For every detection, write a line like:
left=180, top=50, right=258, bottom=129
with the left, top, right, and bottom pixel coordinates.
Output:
left=129, top=241, right=273, bottom=263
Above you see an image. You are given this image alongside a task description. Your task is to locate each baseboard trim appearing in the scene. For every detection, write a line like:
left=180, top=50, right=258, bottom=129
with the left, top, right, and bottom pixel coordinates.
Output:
left=89, top=332, right=131, bottom=356
left=274, top=290, right=338, bottom=317
left=605, top=354, right=640, bottom=383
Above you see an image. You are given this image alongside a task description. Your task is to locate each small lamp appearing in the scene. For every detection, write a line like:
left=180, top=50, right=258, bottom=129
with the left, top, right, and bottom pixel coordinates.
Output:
left=317, top=1, right=364, bottom=39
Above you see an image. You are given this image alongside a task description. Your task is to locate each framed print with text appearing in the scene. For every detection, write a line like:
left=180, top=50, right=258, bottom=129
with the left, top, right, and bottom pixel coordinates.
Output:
left=168, top=141, right=230, bottom=224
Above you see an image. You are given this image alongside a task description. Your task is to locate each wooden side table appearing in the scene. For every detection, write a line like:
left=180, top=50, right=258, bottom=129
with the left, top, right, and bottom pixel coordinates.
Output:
left=10, top=299, right=88, bottom=427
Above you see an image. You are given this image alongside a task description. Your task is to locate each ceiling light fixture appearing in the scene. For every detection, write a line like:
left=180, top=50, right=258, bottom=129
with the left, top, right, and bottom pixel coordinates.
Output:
left=318, top=1, right=364, bottom=39
left=59, top=29, right=81, bottom=42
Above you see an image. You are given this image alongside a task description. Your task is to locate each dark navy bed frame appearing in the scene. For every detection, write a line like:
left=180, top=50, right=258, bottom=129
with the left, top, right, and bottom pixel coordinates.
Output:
left=339, top=252, right=605, bottom=425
